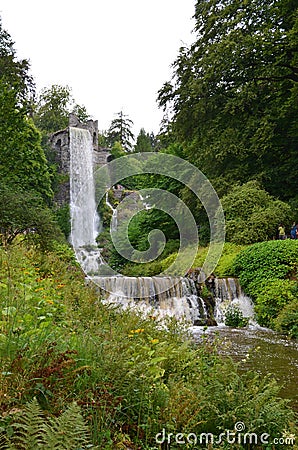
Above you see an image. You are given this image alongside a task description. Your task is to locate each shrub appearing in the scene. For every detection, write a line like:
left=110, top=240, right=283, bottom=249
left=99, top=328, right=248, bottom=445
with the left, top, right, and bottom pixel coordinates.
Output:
left=254, top=279, right=296, bottom=327
left=222, top=181, right=291, bottom=244
left=225, top=305, right=249, bottom=327
left=231, top=240, right=298, bottom=334
left=232, top=240, right=298, bottom=297
left=274, top=299, right=298, bottom=339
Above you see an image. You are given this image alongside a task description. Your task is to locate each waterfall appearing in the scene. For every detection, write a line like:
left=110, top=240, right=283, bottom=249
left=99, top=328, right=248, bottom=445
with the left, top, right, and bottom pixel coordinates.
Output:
left=95, top=275, right=206, bottom=324
left=213, top=278, right=256, bottom=326
left=105, top=192, right=118, bottom=231
left=69, top=127, right=102, bottom=274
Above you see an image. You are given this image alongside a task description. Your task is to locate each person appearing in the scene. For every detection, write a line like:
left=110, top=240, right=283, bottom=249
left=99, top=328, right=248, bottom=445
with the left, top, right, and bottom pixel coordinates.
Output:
left=290, top=222, right=297, bottom=239
left=278, top=224, right=286, bottom=240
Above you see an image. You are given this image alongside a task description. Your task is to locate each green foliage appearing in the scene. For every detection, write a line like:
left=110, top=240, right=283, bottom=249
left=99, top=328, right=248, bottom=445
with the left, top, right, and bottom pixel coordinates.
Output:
left=54, top=204, right=71, bottom=239
left=158, top=0, right=298, bottom=200
left=214, top=242, right=247, bottom=277
left=0, top=18, right=35, bottom=112
left=134, top=128, right=153, bottom=152
left=232, top=240, right=298, bottom=296
left=109, top=140, right=126, bottom=159
left=225, top=305, right=249, bottom=328
left=2, top=398, right=94, bottom=449
left=254, top=279, right=297, bottom=327
left=275, top=298, right=298, bottom=339
left=232, top=240, right=298, bottom=333
left=222, top=181, right=292, bottom=244
left=0, top=243, right=295, bottom=448
left=0, top=84, right=52, bottom=200
left=0, top=21, right=52, bottom=200
left=33, top=84, right=90, bottom=133
left=107, top=111, right=134, bottom=151
left=0, top=183, right=63, bottom=249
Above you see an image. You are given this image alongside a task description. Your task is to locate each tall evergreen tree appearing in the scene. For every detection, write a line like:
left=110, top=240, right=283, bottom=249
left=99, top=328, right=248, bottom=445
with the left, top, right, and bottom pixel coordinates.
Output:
left=158, top=0, right=298, bottom=200
left=134, top=128, right=153, bottom=152
left=107, top=111, right=134, bottom=151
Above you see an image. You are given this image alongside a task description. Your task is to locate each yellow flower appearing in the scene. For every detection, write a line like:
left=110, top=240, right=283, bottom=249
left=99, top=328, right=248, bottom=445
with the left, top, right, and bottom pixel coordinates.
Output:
left=46, top=300, right=54, bottom=305
left=129, top=328, right=145, bottom=334
left=150, top=339, right=159, bottom=344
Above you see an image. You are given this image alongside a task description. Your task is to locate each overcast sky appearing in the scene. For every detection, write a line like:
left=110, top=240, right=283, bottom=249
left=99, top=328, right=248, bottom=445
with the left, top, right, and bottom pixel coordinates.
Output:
left=0, top=0, right=195, bottom=138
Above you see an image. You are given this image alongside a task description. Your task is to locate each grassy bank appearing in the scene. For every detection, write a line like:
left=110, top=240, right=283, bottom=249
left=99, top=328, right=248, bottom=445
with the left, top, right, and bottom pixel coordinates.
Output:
left=0, top=243, right=296, bottom=449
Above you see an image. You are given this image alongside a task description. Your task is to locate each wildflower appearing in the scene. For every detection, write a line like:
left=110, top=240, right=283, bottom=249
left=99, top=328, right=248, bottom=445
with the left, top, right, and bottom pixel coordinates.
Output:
left=35, top=287, right=44, bottom=292
left=46, top=300, right=54, bottom=305
left=129, top=328, right=145, bottom=334
left=150, top=339, right=159, bottom=344
left=57, top=284, right=65, bottom=288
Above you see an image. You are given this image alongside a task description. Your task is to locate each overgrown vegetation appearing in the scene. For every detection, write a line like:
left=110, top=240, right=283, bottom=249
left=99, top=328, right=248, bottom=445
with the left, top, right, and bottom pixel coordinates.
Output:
left=232, top=240, right=298, bottom=337
left=0, top=243, right=296, bottom=448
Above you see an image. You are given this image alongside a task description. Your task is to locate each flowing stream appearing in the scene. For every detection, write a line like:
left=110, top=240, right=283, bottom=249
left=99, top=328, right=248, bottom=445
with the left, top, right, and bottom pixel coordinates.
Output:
left=69, top=125, right=298, bottom=411
left=191, top=326, right=298, bottom=410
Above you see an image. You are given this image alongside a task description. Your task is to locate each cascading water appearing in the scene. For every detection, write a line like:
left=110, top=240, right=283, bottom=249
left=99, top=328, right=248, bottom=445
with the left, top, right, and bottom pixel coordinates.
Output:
left=105, top=192, right=118, bottom=231
left=95, top=275, right=206, bottom=323
left=69, top=127, right=102, bottom=274
left=213, top=278, right=256, bottom=326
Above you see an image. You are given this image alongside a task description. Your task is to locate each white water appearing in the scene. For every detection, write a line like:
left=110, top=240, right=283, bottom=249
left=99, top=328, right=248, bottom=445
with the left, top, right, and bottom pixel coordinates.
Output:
left=105, top=192, right=118, bottom=231
left=69, top=127, right=102, bottom=274
left=213, top=278, right=256, bottom=326
left=96, top=276, right=205, bottom=323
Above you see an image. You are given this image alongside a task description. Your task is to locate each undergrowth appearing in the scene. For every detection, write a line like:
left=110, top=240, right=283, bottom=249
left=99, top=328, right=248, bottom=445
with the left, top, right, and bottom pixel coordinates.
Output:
left=0, top=242, right=296, bottom=448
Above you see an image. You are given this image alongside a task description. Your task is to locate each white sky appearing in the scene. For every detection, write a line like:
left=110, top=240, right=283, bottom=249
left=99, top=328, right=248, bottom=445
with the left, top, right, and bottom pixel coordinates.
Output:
left=0, top=0, right=195, bottom=139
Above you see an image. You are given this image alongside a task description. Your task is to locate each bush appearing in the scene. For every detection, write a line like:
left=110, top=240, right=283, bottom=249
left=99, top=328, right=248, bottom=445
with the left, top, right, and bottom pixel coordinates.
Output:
left=0, top=183, right=64, bottom=250
left=275, top=299, right=298, bottom=338
left=254, top=279, right=297, bottom=327
left=232, top=240, right=298, bottom=334
left=232, top=240, right=298, bottom=296
left=225, top=305, right=249, bottom=327
left=222, top=181, right=291, bottom=244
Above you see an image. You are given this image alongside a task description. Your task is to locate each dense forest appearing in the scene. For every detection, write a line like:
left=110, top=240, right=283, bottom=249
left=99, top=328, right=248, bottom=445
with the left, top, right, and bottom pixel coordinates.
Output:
left=0, top=0, right=298, bottom=447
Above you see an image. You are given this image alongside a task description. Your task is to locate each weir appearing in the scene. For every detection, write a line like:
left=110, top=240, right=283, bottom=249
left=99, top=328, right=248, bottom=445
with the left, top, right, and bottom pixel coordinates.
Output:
left=61, top=117, right=256, bottom=327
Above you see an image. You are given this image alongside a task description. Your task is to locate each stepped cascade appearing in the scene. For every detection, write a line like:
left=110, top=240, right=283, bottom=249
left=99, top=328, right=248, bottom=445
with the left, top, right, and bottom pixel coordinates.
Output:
left=66, top=119, right=256, bottom=326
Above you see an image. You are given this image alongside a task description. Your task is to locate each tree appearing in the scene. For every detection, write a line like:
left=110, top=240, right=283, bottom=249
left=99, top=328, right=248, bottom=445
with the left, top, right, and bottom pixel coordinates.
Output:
left=158, top=0, right=298, bottom=200
left=134, top=128, right=153, bottom=152
left=33, top=84, right=90, bottom=133
left=0, top=20, right=52, bottom=200
left=222, top=181, right=291, bottom=244
left=107, top=111, right=134, bottom=151
left=0, top=183, right=63, bottom=249
left=0, top=17, right=35, bottom=112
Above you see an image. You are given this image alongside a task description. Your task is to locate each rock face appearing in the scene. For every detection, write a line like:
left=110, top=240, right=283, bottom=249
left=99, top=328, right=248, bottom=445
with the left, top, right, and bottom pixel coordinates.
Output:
left=50, top=114, right=111, bottom=206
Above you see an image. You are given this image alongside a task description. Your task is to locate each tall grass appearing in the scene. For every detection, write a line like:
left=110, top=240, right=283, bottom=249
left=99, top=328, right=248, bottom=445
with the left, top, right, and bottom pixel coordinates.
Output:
left=0, top=243, right=296, bottom=448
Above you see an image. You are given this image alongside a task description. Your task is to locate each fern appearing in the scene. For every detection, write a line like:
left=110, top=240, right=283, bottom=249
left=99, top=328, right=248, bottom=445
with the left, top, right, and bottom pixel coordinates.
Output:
left=5, top=398, right=97, bottom=450
left=42, top=402, right=92, bottom=449
left=10, top=398, right=44, bottom=449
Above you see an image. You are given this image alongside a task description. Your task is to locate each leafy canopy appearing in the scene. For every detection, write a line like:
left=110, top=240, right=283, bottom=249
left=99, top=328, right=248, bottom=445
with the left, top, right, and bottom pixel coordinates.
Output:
left=158, top=0, right=298, bottom=199
left=0, top=18, right=52, bottom=200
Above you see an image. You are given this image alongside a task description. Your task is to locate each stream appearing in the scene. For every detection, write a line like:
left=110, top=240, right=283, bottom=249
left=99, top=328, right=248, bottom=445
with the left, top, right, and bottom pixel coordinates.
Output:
left=191, top=325, right=298, bottom=411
